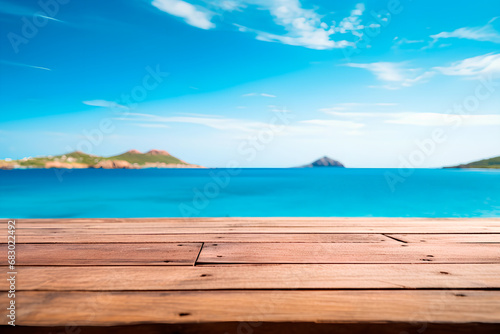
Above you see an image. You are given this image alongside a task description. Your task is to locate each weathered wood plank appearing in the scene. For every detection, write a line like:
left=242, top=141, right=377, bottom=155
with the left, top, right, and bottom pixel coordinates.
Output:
left=2, top=264, right=499, bottom=291
left=198, top=243, right=500, bottom=264
left=4, top=290, right=500, bottom=326
left=0, top=243, right=202, bottom=266
left=388, top=234, right=500, bottom=243
left=6, top=233, right=396, bottom=244
left=6, top=225, right=500, bottom=237
left=12, top=221, right=500, bottom=228
left=0, top=321, right=500, bottom=334
left=2, top=323, right=500, bottom=334
left=9, top=217, right=500, bottom=226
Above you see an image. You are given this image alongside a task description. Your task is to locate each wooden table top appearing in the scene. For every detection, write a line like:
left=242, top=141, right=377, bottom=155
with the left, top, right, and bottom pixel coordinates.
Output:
left=1, top=217, right=500, bottom=333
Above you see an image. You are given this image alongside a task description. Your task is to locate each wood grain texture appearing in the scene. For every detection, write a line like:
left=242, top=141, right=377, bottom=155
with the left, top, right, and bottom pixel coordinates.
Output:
left=2, top=264, right=499, bottom=291
left=4, top=217, right=500, bottom=232
left=3, top=323, right=500, bottom=334
left=2, top=217, right=500, bottom=329
left=0, top=243, right=202, bottom=266
left=4, top=290, right=500, bottom=326
left=198, top=242, right=500, bottom=264
left=388, top=234, right=500, bottom=243
left=5, top=225, right=500, bottom=239
left=6, top=233, right=396, bottom=244
left=9, top=217, right=500, bottom=225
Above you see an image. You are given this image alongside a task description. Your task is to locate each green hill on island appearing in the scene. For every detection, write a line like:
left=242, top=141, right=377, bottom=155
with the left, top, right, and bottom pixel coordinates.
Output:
left=109, top=149, right=185, bottom=165
left=0, top=149, right=202, bottom=169
left=447, top=156, right=500, bottom=169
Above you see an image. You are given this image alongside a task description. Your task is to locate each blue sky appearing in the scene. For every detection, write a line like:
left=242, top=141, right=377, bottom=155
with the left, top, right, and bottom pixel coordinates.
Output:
left=0, top=0, right=499, bottom=167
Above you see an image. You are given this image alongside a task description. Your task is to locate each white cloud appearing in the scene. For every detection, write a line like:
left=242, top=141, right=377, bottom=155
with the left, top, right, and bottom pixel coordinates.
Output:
left=268, top=105, right=290, bottom=112
left=234, top=1, right=361, bottom=50
left=392, top=37, right=425, bottom=49
left=134, top=123, right=170, bottom=128
left=346, top=62, right=434, bottom=89
left=308, top=111, right=500, bottom=129
left=152, top=0, right=215, bottom=29
left=340, top=102, right=397, bottom=107
left=83, top=100, right=128, bottom=109
left=385, top=112, right=500, bottom=127
left=336, top=3, right=369, bottom=36
left=242, top=92, right=276, bottom=97
left=211, top=0, right=246, bottom=11
left=400, top=71, right=435, bottom=87
left=319, top=107, right=348, bottom=112
left=150, top=0, right=373, bottom=50
left=430, top=18, right=500, bottom=45
left=319, top=103, right=397, bottom=112
left=115, top=112, right=272, bottom=132
left=300, top=119, right=364, bottom=129
left=347, top=62, right=405, bottom=82
left=434, top=53, right=500, bottom=77
left=374, top=103, right=398, bottom=106
left=321, top=110, right=500, bottom=127
left=323, top=111, right=392, bottom=118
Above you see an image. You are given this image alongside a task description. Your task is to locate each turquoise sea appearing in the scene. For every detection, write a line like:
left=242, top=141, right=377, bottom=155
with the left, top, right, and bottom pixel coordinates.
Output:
left=1, top=168, right=499, bottom=218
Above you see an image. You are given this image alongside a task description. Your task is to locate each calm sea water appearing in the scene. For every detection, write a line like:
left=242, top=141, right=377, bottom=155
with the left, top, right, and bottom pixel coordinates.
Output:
left=1, top=168, right=499, bottom=218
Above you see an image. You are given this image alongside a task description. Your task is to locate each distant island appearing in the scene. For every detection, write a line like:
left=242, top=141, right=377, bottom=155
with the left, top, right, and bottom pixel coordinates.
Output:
left=300, top=156, right=345, bottom=168
left=0, top=150, right=204, bottom=169
left=445, top=155, right=500, bottom=169
left=2, top=151, right=499, bottom=170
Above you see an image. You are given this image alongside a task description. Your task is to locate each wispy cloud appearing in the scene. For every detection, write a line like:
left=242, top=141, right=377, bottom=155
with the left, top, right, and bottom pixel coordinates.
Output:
left=392, top=37, right=425, bottom=49
left=324, top=111, right=391, bottom=118
left=210, top=0, right=246, bottom=12
left=115, top=112, right=270, bottom=132
left=300, top=119, right=365, bottom=129
left=37, top=14, right=63, bottom=23
left=319, top=103, right=397, bottom=113
left=386, top=112, right=500, bottom=127
left=0, top=2, right=64, bottom=23
left=0, top=60, right=51, bottom=71
left=346, top=62, right=434, bottom=89
left=151, top=0, right=215, bottom=29
left=318, top=110, right=500, bottom=127
left=242, top=92, right=276, bottom=98
left=433, top=53, right=500, bottom=77
left=134, top=123, right=170, bottom=128
left=347, top=62, right=405, bottom=81
left=83, top=100, right=129, bottom=109
left=429, top=17, right=500, bottom=46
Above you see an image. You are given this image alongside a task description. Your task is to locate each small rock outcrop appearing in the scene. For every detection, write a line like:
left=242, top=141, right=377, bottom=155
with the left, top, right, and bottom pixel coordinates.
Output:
left=301, top=156, right=345, bottom=168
